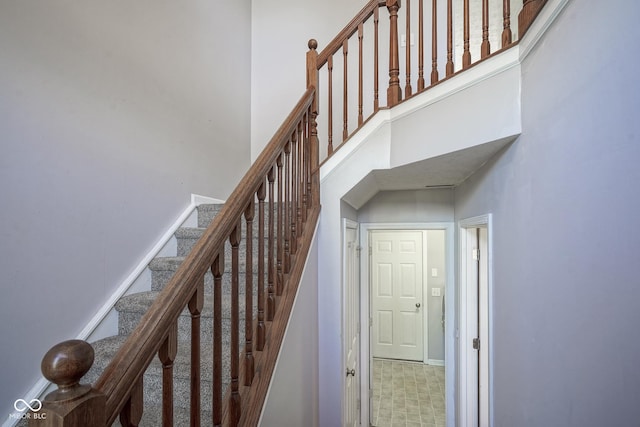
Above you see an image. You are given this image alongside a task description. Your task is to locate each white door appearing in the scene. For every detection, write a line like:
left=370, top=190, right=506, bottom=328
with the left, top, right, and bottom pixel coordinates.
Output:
left=371, top=230, right=424, bottom=361
left=344, top=221, right=360, bottom=426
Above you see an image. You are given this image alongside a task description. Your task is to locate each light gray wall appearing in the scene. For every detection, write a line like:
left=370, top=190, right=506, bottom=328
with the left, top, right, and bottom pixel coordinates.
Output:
left=426, top=230, right=446, bottom=362
left=250, top=0, right=364, bottom=159
left=454, top=1, right=640, bottom=425
left=260, top=233, right=319, bottom=427
left=358, top=189, right=452, bottom=362
left=358, top=189, right=454, bottom=224
left=0, top=0, right=251, bottom=418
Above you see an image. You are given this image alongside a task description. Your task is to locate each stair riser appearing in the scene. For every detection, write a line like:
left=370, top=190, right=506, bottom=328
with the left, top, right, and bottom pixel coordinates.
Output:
left=118, top=307, right=259, bottom=344
left=198, top=203, right=298, bottom=230
left=176, top=234, right=272, bottom=258
left=151, top=270, right=266, bottom=294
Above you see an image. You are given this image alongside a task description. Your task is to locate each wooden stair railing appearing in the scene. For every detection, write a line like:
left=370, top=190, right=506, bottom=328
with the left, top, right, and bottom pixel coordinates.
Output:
left=310, top=0, right=545, bottom=164
left=31, top=87, right=320, bottom=427
left=31, top=1, right=548, bottom=425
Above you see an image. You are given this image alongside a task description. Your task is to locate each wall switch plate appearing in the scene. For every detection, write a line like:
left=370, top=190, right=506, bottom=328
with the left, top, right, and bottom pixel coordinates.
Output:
left=432, top=288, right=441, bottom=297
left=431, top=268, right=438, bottom=277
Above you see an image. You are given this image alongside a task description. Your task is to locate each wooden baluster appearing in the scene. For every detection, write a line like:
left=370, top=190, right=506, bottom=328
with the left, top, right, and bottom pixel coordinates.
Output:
left=374, top=7, right=380, bottom=111
left=296, top=124, right=302, bottom=244
left=358, top=23, right=364, bottom=126
left=446, top=0, right=454, bottom=76
left=211, top=253, right=223, bottom=427
left=244, top=200, right=255, bottom=386
left=502, top=0, right=512, bottom=46
left=418, top=0, right=425, bottom=90
left=431, top=0, right=439, bottom=85
left=257, top=180, right=266, bottom=349
left=283, top=141, right=291, bottom=276
left=404, top=0, right=412, bottom=98
left=519, top=0, right=542, bottom=39
left=294, top=123, right=302, bottom=240
left=229, top=225, right=241, bottom=426
left=276, top=153, right=284, bottom=295
left=328, top=55, right=334, bottom=155
left=290, top=131, right=298, bottom=257
left=342, top=39, right=348, bottom=141
left=37, top=340, right=106, bottom=427
left=481, top=0, right=491, bottom=58
left=267, top=166, right=277, bottom=316
left=463, top=0, right=471, bottom=68
left=306, top=39, right=320, bottom=162
left=309, top=89, right=320, bottom=209
left=188, top=280, right=204, bottom=427
left=386, top=0, right=402, bottom=107
left=306, top=107, right=314, bottom=208
left=298, top=121, right=305, bottom=228
left=158, top=322, right=178, bottom=427
left=119, top=377, right=143, bottom=427
left=301, top=118, right=308, bottom=225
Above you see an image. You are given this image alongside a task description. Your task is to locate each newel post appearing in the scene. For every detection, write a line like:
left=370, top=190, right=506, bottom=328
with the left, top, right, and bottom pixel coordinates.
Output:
left=518, top=0, right=543, bottom=39
left=306, top=39, right=320, bottom=208
left=386, top=0, right=402, bottom=107
left=30, top=340, right=105, bottom=427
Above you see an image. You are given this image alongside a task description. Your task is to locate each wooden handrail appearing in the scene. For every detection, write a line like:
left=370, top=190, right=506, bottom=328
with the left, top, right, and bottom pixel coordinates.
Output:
left=95, top=86, right=316, bottom=425
left=33, top=87, right=318, bottom=427
left=317, top=0, right=386, bottom=68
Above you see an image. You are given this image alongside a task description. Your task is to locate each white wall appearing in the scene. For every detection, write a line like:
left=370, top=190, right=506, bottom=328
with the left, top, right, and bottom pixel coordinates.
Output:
left=0, top=0, right=251, bottom=419
left=454, top=0, right=640, bottom=425
left=251, top=0, right=364, bottom=159
left=260, top=232, right=319, bottom=427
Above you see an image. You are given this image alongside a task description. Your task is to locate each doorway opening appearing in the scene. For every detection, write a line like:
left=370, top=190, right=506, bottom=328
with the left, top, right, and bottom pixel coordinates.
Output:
left=359, top=223, right=454, bottom=427
left=459, top=215, right=492, bottom=427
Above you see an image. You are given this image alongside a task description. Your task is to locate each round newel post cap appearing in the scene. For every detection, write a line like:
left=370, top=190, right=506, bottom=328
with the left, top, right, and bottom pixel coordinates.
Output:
left=41, top=339, right=95, bottom=390
left=308, top=39, right=318, bottom=50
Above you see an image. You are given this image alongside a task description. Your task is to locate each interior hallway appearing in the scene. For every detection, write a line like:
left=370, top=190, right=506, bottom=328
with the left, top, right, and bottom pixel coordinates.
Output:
left=371, top=359, right=446, bottom=427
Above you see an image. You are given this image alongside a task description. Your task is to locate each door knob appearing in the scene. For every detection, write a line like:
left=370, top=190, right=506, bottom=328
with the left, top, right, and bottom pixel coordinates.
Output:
left=416, top=303, right=421, bottom=308
left=346, top=368, right=356, bottom=377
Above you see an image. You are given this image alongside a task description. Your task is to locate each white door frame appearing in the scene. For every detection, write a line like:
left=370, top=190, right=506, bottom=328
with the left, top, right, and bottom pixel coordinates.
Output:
left=342, top=218, right=360, bottom=426
left=458, top=214, right=493, bottom=427
left=359, top=222, right=455, bottom=427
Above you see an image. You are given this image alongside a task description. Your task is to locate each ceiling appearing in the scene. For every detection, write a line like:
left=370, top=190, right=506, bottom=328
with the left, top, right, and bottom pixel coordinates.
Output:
left=342, top=135, right=516, bottom=208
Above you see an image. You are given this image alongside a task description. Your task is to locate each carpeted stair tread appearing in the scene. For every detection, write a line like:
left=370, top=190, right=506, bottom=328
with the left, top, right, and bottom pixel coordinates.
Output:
left=116, top=291, right=255, bottom=318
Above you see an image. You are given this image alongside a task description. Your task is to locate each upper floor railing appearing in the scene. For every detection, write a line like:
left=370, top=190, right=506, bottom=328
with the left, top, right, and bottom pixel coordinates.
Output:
left=307, top=0, right=546, bottom=163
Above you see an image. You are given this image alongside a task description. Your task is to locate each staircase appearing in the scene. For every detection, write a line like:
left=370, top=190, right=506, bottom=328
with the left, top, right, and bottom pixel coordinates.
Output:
left=79, top=203, right=262, bottom=425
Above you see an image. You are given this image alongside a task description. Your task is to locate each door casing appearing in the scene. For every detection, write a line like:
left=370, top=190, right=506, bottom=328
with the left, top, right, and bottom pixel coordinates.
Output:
left=359, top=222, right=455, bottom=427
left=342, top=219, right=360, bottom=426
left=458, top=214, right=493, bottom=427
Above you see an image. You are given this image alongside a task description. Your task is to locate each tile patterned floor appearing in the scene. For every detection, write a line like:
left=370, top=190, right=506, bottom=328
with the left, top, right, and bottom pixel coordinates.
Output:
left=371, top=359, right=446, bottom=427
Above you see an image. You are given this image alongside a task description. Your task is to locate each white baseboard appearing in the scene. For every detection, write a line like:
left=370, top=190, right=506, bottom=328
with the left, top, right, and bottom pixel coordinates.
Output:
left=4, top=194, right=224, bottom=427
left=427, top=359, right=445, bottom=367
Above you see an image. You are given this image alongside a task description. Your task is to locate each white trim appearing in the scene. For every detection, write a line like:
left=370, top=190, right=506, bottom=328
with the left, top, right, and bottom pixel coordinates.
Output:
left=518, top=0, right=571, bottom=61
left=458, top=214, right=493, bottom=427
left=342, top=218, right=360, bottom=427
left=427, top=359, right=445, bottom=367
left=360, top=222, right=455, bottom=427
left=320, top=111, right=391, bottom=181
left=191, top=194, right=225, bottom=206
left=5, top=193, right=224, bottom=426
